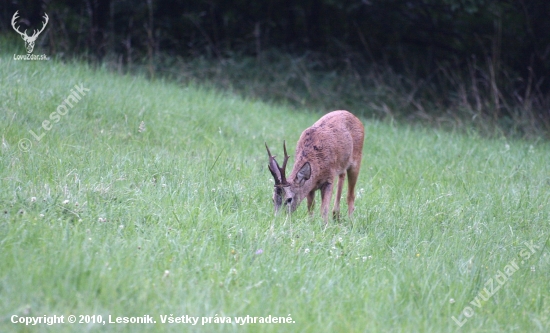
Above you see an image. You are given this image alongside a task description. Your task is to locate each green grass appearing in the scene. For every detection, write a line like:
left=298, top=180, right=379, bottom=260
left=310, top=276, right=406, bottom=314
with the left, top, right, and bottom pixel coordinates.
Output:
left=1, top=53, right=550, bottom=333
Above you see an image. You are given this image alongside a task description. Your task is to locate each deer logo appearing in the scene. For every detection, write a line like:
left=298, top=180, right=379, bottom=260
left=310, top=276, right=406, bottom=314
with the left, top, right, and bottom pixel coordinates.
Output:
left=11, top=11, right=49, bottom=54
left=266, top=110, right=364, bottom=224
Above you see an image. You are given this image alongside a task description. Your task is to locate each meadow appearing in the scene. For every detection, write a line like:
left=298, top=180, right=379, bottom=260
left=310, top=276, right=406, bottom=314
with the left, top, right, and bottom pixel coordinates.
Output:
left=1, top=52, right=550, bottom=332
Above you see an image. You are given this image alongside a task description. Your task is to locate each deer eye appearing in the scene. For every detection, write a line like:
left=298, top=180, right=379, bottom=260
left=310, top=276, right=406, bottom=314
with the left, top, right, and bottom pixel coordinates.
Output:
left=274, top=193, right=282, bottom=206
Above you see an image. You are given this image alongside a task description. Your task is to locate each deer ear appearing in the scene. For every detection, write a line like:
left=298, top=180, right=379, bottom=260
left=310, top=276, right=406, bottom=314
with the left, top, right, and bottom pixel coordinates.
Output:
left=296, top=162, right=311, bottom=185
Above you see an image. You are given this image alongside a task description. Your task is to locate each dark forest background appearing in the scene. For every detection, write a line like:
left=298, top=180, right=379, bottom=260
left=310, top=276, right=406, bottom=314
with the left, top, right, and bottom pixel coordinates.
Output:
left=2, top=0, right=550, bottom=137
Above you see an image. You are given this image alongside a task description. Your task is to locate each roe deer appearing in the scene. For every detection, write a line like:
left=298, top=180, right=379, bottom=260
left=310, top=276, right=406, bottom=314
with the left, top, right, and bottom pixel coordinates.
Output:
left=265, top=110, right=364, bottom=224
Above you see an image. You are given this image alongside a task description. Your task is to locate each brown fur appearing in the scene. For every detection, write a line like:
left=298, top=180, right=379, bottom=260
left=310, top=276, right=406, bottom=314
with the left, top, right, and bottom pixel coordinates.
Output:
left=266, top=110, right=364, bottom=224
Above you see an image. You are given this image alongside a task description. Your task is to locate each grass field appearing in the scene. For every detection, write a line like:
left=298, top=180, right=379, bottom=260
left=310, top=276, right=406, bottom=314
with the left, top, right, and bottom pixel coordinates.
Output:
left=1, top=53, right=550, bottom=333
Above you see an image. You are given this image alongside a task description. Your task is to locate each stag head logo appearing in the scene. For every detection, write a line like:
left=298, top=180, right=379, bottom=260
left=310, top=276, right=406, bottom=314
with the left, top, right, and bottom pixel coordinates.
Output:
left=12, top=11, right=49, bottom=54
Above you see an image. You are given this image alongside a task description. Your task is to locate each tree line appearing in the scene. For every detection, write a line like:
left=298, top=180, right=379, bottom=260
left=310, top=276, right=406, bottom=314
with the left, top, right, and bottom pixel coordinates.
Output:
left=2, top=1, right=547, bottom=72
left=2, top=0, right=549, bottom=135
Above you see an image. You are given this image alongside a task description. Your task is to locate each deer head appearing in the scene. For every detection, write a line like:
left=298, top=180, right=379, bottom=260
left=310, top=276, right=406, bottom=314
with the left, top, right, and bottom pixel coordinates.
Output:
left=265, top=141, right=289, bottom=214
left=265, top=141, right=311, bottom=215
left=12, top=11, right=49, bottom=54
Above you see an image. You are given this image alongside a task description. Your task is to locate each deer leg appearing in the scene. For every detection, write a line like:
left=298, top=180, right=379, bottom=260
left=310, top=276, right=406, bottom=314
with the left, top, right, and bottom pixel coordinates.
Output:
left=320, top=182, right=334, bottom=224
left=346, top=165, right=360, bottom=217
left=333, top=173, right=345, bottom=220
left=307, top=190, right=316, bottom=215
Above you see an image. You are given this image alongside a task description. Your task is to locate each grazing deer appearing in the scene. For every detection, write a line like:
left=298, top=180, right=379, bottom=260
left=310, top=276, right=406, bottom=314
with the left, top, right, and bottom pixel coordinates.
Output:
left=11, top=11, right=49, bottom=54
left=265, top=110, right=364, bottom=224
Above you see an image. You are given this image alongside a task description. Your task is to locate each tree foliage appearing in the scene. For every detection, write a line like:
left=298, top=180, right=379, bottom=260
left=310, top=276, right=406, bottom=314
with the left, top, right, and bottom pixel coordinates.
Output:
left=2, top=0, right=549, bottom=134
left=2, top=1, right=548, bottom=74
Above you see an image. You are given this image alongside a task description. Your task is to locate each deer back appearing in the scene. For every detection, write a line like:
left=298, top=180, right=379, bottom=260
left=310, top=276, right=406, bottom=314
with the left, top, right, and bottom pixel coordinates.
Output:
left=288, top=110, right=364, bottom=200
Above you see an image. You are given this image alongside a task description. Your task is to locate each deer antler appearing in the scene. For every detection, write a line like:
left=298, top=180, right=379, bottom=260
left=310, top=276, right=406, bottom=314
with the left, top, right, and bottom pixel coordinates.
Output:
left=265, top=142, right=283, bottom=184
left=11, top=11, right=26, bottom=37
left=280, top=141, right=290, bottom=184
left=11, top=11, right=49, bottom=39
left=265, top=142, right=290, bottom=185
left=31, top=13, right=49, bottom=38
